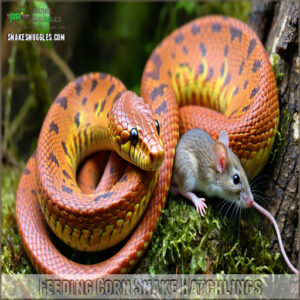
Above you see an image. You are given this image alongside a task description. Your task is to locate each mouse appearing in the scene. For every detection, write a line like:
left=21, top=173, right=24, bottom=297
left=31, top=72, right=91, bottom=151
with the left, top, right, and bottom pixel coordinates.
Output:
left=171, top=128, right=253, bottom=216
left=171, top=128, right=299, bottom=274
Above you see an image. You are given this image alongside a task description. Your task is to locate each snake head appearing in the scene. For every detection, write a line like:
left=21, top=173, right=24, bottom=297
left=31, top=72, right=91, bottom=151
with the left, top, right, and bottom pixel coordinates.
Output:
left=109, top=91, right=165, bottom=171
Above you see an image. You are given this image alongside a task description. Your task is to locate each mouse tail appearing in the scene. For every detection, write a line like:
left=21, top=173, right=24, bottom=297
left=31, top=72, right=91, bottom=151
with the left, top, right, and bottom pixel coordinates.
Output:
left=252, top=201, right=299, bottom=275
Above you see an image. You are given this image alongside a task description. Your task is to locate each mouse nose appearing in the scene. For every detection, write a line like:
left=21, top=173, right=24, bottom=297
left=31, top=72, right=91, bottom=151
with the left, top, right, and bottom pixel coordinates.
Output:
left=241, top=192, right=254, bottom=208
left=247, top=196, right=254, bottom=207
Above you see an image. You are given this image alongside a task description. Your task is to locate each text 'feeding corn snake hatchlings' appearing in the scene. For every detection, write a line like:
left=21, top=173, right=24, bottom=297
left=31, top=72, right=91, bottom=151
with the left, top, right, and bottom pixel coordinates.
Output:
left=16, top=16, right=280, bottom=276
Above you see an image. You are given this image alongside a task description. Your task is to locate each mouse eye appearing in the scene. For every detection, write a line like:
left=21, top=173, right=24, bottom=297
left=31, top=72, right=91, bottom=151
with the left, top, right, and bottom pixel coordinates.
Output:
left=233, top=174, right=240, bottom=185
left=130, top=128, right=138, bottom=146
left=155, top=120, right=160, bottom=136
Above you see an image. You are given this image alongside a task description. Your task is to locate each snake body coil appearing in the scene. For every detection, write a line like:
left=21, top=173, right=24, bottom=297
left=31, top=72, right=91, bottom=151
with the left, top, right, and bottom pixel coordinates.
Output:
left=16, top=16, right=278, bottom=275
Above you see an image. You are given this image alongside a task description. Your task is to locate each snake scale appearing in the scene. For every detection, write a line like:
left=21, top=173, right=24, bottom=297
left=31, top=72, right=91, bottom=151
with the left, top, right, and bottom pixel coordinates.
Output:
left=16, top=16, right=278, bottom=276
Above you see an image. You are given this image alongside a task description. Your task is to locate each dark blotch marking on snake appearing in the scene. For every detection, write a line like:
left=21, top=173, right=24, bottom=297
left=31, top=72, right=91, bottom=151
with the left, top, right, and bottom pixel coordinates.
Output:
left=113, top=92, right=122, bottom=104
left=151, top=84, right=168, bottom=101
left=75, top=112, right=81, bottom=127
left=198, top=63, right=204, bottom=75
left=239, top=60, right=245, bottom=75
left=119, top=175, right=128, bottom=183
left=179, top=62, right=191, bottom=69
left=62, top=170, right=72, bottom=179
left=94, top=192, right=114, bottom=201
left=31, top=189, right=38, bottom=199
left=93, top=195, right=101, bottom=202
left=212, top=22, right=221, bottom=32
left=102, top=191, right=114, bottom=199
left=200, top=43, right=206, bottom=56
left=233, top=86, right=239, bottom=96
left=250, top=87, right=259, bottom=99
left=61, top=141, right=70, bottom=157
left=81, top=97, right=87, bottom=105
left=243, top=80, right=249, bottom=90
left=109, top=166, right=114, bottom=175
left=49, top=121, right=59, bottom=134
left=206, top=67, right=214, bottom=81
left=230, top=25, right=242, bottom=42
left=155, top=100, right=167, bottom=116
left=229, top=108, right=238, bottom=118
left=243, top=104, right=250, bottom=112
left=145, top=53, right=162, bottom=80
left=49, top=153, right=59, bottom=167
left=106, top=84, right=115, bottom=98
left=100, top=73, right=107, bottom=79
left=171, top=52, right=175, bottom=59
left=224, top=44, right=229, bottom=57
left=252, top=60, right=262, bottom=73
left=191, top=24, right=200, bottom=35
left=220, top=62, right=225, bottom=77
left=182, top=45, right=188, bottom=54
left=94, top=103, right=99, bottom=111
left=174, top=32, right=184, bottom=44
left=23, top=168, right=31, bottom=175
left=62, top=185, right=73, bottom=194
left=224, top=74, right=231, bottom=86
left=90, top=79, right=98, bottom=92
left=75, top=76, right=83, bottom=96
left=247, top=38, right=257, bottom=59
left=55, top=97, right=67, bottom=109
left=99, top=100, right=106, bottom=114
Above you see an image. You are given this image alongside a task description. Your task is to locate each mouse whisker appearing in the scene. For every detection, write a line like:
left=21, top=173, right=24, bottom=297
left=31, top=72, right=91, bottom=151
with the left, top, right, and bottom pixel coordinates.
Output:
left=230, top=200, right=238, bottom=218
left=238, top=202, right=242, bottom=241
left=250, top=174, right=270, bottom=188
left=230, top=201, right=240, bottom=222
left=222, top=200, right=236, bottom=226
left=252, top=193, right=269, bottom=206
left=251, top=188, right=268, bottom=196
left=219, top=199, right=230, bottom=214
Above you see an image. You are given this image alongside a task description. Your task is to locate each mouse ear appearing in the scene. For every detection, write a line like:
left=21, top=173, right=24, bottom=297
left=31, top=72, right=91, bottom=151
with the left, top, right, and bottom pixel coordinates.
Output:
left=212, top=141, right=228, bottom=173
left=218, top=130, right=229, bottom=148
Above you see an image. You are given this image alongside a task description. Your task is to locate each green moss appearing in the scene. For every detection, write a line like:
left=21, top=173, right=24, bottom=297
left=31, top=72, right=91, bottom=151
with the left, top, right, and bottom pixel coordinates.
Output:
left=146, top=196, right=286, bottom=274
left=1, top=165, right=34, bottom=274
left=271, top=53, right=284, bottom=82
left=271, top=106, right=291, bottom=163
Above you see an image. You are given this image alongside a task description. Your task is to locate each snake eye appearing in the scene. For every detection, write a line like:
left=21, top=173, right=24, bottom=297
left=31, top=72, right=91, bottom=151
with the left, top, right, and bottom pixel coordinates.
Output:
left=155, top=120, right=160, bottom=136
left=130, top=128, right=138, bottom=146
left=233, top=174, right=240, bottom=185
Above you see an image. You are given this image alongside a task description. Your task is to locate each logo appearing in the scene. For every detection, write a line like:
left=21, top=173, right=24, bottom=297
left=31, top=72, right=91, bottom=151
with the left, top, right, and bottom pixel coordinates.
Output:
left=6, top=8, right=30, bottom=24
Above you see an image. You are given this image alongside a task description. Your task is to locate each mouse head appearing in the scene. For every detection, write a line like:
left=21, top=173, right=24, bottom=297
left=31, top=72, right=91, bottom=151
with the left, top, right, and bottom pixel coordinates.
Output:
left=212, top=130, right=253, bottom=208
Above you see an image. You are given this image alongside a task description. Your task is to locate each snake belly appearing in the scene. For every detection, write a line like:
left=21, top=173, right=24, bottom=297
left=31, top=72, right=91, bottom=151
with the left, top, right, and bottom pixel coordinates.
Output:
left=16, top=16, right=278, bottom=276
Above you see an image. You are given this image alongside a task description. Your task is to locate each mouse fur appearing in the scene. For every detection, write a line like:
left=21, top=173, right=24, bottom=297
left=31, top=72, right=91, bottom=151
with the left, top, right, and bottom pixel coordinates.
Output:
left=172, top=129, right=253, bottom=208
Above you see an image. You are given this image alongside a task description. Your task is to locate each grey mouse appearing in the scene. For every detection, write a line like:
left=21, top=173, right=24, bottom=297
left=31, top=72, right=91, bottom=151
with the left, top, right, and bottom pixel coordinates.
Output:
left=172, top=128, right=254, bottom=216
left=171, top=128, right=299, bottom=274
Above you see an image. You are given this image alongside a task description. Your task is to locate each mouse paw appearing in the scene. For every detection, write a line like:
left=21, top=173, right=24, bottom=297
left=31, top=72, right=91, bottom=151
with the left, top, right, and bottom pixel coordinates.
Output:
left=184, top=192, right=207, bottom=217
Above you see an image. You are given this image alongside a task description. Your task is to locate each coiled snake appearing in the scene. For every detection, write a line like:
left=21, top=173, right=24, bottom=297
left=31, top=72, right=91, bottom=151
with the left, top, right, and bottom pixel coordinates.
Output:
left=16, top=16, right=278, bottom=275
